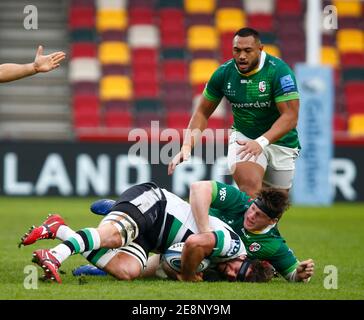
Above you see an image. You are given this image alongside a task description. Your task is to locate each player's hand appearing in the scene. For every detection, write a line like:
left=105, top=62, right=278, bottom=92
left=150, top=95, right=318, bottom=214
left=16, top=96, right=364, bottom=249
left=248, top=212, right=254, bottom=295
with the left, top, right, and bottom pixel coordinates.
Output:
left=296, top=259, right=314, bottom=282
left=33, top=45, right=66, bottom=73
left=168, top=144, right=191, bottom=175
left=177, top=272, right=203, bottom=282
left=236, top=140, right=263, bottom=162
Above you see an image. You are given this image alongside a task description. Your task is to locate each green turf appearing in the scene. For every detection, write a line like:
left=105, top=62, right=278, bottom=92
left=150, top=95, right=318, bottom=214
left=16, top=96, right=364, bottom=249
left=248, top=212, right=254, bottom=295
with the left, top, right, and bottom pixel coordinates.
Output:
left=0, top=198, right=363, bottom=300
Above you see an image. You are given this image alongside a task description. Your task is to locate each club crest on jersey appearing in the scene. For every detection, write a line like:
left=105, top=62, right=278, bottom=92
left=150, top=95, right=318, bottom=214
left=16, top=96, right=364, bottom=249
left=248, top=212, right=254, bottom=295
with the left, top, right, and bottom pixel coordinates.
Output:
left=249, top=242, right=261, bottom=252
left=258, top=81, right=266, bottom=93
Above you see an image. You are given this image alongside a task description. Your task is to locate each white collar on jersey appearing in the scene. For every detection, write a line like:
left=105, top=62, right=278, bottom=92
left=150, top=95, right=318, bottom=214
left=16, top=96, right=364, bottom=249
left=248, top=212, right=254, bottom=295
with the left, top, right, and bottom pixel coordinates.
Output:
left=249, top=221, right=277, bottom=235
left=234, top=50, right=267, bottom=77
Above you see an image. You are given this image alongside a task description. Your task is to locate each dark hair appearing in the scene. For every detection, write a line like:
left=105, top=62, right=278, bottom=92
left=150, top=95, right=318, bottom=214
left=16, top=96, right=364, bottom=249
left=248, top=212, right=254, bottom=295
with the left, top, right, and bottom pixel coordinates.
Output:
left=242, top=259, right=275, bottom=283
left=255, top=188, right=290, bottom=220
left=234, top=27, right=260, bottom=41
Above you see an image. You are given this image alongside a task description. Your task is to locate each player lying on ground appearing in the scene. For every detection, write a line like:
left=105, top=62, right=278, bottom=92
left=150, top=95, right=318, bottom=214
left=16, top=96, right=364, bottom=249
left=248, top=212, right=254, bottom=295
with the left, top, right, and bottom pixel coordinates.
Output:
left=188, top=181, right=314, bottom=282
left=19, top=182, right=273, bottom=283
left=0, top=45, right=65, bottom=83
left=84, top=182, right=314, bottom=283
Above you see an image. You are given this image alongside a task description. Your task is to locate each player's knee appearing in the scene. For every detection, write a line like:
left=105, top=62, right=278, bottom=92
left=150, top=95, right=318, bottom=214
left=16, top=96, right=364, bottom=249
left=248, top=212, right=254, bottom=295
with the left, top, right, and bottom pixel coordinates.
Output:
left=237, top=177, right=262, bottom=196
left=114, top=265, right=141, bottom=280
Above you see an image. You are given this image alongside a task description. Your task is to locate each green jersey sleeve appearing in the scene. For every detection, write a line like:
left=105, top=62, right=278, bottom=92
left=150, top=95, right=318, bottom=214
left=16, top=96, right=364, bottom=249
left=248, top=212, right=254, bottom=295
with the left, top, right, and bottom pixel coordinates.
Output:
left=267, top=242, right=299, bottom=277
left=273, top=61, right=300, bottom=103
left=210, top=181, right=252, bottom=214
left=203, top=65, right=225, bottom=103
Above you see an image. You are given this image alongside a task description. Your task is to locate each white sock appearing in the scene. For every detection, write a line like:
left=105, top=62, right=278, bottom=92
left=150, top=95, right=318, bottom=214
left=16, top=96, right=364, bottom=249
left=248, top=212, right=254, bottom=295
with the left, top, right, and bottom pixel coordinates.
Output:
left=50, top=244, right=72, bottom=264
left=56, top=225, right=76, bottom=241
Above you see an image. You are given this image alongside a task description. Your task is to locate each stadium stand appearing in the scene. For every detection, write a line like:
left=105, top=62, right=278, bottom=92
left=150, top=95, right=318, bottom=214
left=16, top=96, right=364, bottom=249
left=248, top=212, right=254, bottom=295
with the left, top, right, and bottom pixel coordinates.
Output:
left=1, top=0, right=363, bottom=140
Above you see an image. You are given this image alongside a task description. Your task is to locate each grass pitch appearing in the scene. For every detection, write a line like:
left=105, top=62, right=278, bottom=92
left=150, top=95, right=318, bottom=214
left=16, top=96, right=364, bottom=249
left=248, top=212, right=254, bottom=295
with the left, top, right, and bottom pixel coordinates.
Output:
left=0, top=197, right=363, bottom=300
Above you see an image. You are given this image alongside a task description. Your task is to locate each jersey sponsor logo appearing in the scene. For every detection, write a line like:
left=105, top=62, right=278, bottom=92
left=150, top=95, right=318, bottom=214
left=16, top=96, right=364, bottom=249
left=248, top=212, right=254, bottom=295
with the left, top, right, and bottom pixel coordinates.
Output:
left=280, top=74, right=296, bottom=93
left=231, top=100, right=272, bottom=109
left=249, top=242, right=261, bottom=252
left=219, top=187, right=227, bottom=201
left=258, top=81, right=266, bottom=93
left=227, top=82, right=232, bottom=90
left=240, top=79, right=253, bottom=84
left=226, top=239, right=241, bottom=256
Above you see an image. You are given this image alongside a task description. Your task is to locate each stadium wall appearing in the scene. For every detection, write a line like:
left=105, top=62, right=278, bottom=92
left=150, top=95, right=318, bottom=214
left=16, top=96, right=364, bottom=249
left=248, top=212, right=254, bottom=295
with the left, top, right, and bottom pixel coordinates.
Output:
left=0, top=141, right=362, bottom=202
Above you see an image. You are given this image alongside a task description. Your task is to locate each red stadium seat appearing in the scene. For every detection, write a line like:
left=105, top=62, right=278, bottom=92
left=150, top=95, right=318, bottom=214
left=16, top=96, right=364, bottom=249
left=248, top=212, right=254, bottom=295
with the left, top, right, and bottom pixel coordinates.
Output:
left=73, top=94, right=100, bottom=128
left=334, top=113, right=348, bottom=132
left=159, top=8, right=185, bottom=29
left=131, top=48, right=159, bottom=67
left=344, top=82, right=364, bottom=114
left=70, top=42, right=97, bottom=59
left=133, top=80, right=159, bottom=98
left=160, top=29, right=186, bottom=48
left=69, top=7, right=95, bottom=29
left=73, top=94, right=99, bottom=113
left=166, top=111, right=191, bottom=128
left=161, top=60, right=188, bottom=82
left=247, top=14, right=273, bottom=32
left=104, top=110, right=133, bottom=128
left=340, top=53, right=364, bottom=67
left=276, top=0, right=303, bottom=15
left=129, top=7, right=155, bottom=25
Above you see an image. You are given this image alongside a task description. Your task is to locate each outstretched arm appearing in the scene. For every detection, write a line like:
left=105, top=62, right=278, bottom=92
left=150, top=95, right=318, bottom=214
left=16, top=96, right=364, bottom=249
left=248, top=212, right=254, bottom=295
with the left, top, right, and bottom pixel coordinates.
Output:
left=168, top=96, right=219, bottom=175
left=0, top=45, right=66, bottom=83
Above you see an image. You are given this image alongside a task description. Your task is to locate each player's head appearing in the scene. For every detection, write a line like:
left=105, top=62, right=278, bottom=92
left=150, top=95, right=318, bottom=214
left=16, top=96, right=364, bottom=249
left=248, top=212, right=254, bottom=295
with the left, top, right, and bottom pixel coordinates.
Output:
left=232, top=27, right=263, bottom=74
left=244, top=188, right=290, bottom=232
left=217, top=255, right=274, bottom=282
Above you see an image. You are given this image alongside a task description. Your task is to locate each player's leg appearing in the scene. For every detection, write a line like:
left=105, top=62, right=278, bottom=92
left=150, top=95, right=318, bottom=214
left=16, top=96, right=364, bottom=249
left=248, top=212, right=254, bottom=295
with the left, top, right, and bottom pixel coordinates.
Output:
left=263, top=144, right=299, bottom=193
left=228, top=131, right=267, bottom=197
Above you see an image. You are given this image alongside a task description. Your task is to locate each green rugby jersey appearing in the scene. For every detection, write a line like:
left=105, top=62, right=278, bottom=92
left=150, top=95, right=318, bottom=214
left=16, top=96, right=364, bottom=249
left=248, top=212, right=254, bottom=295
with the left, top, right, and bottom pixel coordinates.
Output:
left=203, top=51, right=300, bottom=148
left=208, top=181, right=299, bottom=277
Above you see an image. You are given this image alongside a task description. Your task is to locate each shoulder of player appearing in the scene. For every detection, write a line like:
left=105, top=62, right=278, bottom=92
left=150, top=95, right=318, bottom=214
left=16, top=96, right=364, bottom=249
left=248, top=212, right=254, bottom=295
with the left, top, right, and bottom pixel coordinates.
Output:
left=246, top=231, right=286, bottom=256
left=264, top=52, right=291, bottom=72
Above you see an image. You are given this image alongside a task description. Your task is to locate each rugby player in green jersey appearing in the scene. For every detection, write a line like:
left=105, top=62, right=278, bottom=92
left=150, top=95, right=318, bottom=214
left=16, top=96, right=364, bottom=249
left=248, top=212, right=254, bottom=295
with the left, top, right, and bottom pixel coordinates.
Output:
left=189, top=180, right=314, bottom=282
left=168, top=28, right=300, bottom=197
left=0, top=45, right=65, bottom=83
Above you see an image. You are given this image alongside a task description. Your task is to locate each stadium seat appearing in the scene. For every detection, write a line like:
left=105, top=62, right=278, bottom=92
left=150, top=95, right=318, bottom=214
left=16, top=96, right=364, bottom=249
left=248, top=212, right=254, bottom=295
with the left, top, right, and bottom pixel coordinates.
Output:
left=96, top=9, right=127, bottom=32
left=338, top=17, right=364, bottom=29
left=184, top=0, right=216, bottom=14
left=162, top=82, right=192, bottom=107
left=104, top=100, right=133, bottom=112
left=337, top=29, right=364, bottom=53
left=69, top=6, right=95, bottom=29
left=73, top=94, right=100, bottom=128
left=158, top=0, right=184, bottom=8
left=72, top=81, right=99, bottom=95
left=134, top=99, right=163, bottom=113
left=69, top=58, right=101, bottom=82
left=186, top=13, right=215, bottom=26
left=166, top=111, right=191, bottom=128
left=70, top=29, right=97, bottom=42
left=161, top=48, right=188, bottom=60
left=161, top=60, right=188, bottom=82
left=128, top=25, right=160, bottom=48
left=187, top=26, right=218, bottom=51
left=133, top=80, right=160, bottom=98
left=247, top=14, right=273, bottom=32
left=243, top=0, right=274, bottom=14
left=131, top=48, right=159, bottom=67
left=344, top=82, right=364, bottom=114
left=102, top=64, right=130, bottom=76
left=96, top=0, right=127, bottom=9
left=276, top=0, right=302, bottom=15
left=342, top=68, right=364, bottom=82
left=104, top=110, right=133, bottom=128
left=348, top=114, right=364, bottom=136
left=159, top=8, right=185, bottom=29
left=71, top=42, right=97, bottom=58
left=321, top=46, right=339, bottom=68
left=134, top=112, right=165, bottom=128
left=189, top=59, right=219, bottom=85
left=264, top=44, right=281, bottom=58
left=74, top=111, right=100, bottom=128
left=99, top=30, right=126, bottom=42
left=216, top=8, right=246, bottom=33
left=333, top=0, right=362, bottom=17
left=334, top=113, right=348, bottom=132
left=217, top=0, right=242, bottom=8
left=100, top=76, right=132, bottom=100
left=129, top=7, right=155, bottom=25
left=99, top=42, right=130, bottom=65
left=161, top=29, right=186, bottom=48
left=340, top=52, right=364, bottom=67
